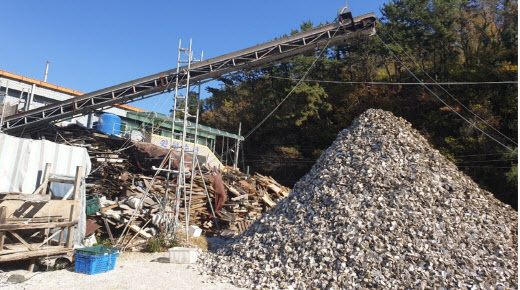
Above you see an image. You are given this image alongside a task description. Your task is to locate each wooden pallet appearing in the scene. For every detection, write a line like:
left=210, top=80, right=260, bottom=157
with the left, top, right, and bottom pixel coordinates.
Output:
left=235, top=219, right=255, bottom=234
left=0, top=163, right=83, bottom=270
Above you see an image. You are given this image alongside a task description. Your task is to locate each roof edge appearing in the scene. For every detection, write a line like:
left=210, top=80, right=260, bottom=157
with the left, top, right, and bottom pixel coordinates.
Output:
left=0, top=70, right=146, bottom=113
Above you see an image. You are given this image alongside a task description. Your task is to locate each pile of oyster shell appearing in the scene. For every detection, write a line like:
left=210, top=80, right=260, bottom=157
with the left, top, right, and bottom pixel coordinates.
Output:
left=199, top=109, right=518, bottom=289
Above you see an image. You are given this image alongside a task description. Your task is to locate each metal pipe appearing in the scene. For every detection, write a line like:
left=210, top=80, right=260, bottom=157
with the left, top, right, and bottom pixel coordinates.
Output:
left=187, top=52, right=204, bottom=229
left=25, top=84, right=35, bottom=111
left=221, top=135, right=224, bottom=161
left=182, top=38, right=194, bottom=244
left=44, top=61, right=50, bottom=82
left=234, top=122, right=241, bottom=169
left=0, top=81, right=9, bottom=132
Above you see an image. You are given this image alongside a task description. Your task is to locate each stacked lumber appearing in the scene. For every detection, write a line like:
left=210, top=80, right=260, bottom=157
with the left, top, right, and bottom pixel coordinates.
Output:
left=93, top=170, right=290, bottom=248
left=32, top=124, right=291, bottom=246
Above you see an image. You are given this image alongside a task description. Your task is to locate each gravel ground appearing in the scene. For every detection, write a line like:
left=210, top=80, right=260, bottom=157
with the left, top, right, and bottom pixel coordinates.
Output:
left=0, top=252, right=240, bottom=290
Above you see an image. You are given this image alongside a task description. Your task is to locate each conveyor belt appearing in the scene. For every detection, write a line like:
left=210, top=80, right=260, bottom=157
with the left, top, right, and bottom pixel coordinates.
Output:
left=3, top=13, right=376, bottom=133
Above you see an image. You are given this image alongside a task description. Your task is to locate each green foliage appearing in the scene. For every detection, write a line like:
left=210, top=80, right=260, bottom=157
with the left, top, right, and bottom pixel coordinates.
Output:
left=291, top=20, right=315, bottom=35
left=506, top=163, right=518, bottom=187
left=146, top=235, right=179, bottom=252
left=170, top=91, right=202, bottom=119
left=275, top=146, right=303, bottom=159
left=201, top=0, right=518, bottom=208
left=94, top=237, right=112, bottom=247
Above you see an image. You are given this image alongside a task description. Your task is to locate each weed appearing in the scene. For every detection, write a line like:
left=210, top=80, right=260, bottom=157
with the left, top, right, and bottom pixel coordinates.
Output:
left=146, top=235, right=179, bottom=252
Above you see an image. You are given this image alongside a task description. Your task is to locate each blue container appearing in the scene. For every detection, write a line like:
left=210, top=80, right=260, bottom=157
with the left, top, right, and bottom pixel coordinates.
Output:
left=74, top=252, right=119, bottom=275
left=97, top=113, right=121, bottom=135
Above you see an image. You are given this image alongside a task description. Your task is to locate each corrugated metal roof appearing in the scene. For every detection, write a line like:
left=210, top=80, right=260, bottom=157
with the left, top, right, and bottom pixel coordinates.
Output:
left=127, top=112, right=244, bottom=140
left=115, top=103, right=147, bottom=112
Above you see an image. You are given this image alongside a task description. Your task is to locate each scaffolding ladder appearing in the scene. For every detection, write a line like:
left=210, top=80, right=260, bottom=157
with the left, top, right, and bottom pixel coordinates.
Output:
left=163, top=39, right=204, bottom=241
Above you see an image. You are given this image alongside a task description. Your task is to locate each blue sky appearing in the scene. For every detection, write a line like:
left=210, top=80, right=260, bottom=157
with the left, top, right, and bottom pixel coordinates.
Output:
left=1, top=0, right=387, bottom=114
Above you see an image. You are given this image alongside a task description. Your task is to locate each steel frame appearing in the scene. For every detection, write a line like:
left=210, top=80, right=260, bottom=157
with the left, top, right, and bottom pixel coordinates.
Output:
left=2, top=13, right=376, bottom=133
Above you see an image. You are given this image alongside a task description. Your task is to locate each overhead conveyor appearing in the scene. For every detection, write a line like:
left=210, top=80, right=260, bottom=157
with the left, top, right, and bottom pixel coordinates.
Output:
left=2, top=13, right=376, bottom=134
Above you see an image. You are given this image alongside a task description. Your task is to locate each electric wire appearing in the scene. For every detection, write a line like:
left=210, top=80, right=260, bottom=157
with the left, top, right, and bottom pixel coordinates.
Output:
left=376, top=33, right=517, bottom=155
left=455, top=159, right=517, bottom=163
left=456, top=166, right=514, bottom=169
left=454, top=153, right=515, bottom=157
left=241, top=25, right=345, bottom=141
left=216, top=22, right=343, bottom=160
left=263, top=76, right=518, bottom=85
left=384, top=32, right=518, bottom=146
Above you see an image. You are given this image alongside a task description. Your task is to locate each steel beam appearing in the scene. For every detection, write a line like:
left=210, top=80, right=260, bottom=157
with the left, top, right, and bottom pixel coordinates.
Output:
left=3, top=13, right=376, bottom=133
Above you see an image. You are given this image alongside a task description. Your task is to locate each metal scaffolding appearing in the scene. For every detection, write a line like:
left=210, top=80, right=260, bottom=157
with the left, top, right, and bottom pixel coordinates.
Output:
left=163, top=39, right=204, bottom=241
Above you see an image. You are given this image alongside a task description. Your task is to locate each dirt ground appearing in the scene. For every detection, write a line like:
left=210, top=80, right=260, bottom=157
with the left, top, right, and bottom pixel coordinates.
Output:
left=0, top=252, right=240, bottom=289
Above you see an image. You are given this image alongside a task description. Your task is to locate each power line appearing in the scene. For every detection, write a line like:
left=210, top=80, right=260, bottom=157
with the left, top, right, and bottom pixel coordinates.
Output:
left=230, top=24, right=360, bottom=163
left=376, top=34, right=517, bottom=155
left=384, top=32, right=518, bottom=146
left=241, top=24, right=369, bottom=141
left=456, top=166, right=514, bottom=169
left=454, top=153, right=514, bottom=157
left=455, top=159, right=517, bottom=163
left=264, top=75, right=518, bottom=85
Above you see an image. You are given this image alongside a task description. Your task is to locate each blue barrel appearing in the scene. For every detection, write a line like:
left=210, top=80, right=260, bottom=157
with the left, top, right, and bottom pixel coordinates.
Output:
left=97, top=113, right=121, bottom=135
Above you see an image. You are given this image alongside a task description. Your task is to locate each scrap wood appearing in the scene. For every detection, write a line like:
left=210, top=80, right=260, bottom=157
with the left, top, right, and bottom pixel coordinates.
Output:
left=101, top=204, right=118, bottom=212
left=129, top=225, right=152, bottom=239
left=227, top=186, right=241, bottom=197
left=35, top=124, right=292, bottom=242
left=261, top=195, right=276, bottom=207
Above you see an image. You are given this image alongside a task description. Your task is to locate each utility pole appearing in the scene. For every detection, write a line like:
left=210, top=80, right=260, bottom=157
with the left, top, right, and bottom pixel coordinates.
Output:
left=234, top=122, right=241, bottom=170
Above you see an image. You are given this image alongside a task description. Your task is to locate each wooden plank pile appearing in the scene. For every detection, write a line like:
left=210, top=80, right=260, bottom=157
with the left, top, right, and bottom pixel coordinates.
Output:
left=33, top=125, right=291, bottom=248
left=37, top=126, right=139, bottom=199
left=92, top=169, right=290, bottom=249
left=219, top=171, right=290, bottom=231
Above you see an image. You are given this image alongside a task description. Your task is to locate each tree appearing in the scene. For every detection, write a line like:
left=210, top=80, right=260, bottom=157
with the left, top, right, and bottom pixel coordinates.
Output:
left=201, top=1, right=518, bottom=208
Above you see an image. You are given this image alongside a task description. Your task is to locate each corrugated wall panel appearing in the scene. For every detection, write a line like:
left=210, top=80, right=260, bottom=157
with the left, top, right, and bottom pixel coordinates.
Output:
left=0, top=133, right=91, bottom=193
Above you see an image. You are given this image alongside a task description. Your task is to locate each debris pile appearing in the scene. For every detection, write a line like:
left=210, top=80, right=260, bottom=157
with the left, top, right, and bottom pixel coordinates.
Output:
left=38, top=127, right=137, bottom=199
left=93, top=171, right=289, bottom=247
left=199, top=109, right=518, bottom=289
left=35, top=125, right=290, bottom=247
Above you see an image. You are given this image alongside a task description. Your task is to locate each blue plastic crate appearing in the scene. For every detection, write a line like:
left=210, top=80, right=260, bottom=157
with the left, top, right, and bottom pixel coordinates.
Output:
left=74, top=252, right=119, bottom=275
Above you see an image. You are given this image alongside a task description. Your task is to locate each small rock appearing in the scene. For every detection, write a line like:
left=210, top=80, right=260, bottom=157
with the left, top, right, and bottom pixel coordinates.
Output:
left=7, top=274, right=26, bottom=284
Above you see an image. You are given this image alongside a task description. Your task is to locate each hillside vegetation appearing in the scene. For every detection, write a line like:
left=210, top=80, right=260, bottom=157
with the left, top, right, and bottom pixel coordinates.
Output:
left=200, top=0, right=518, bottom=208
